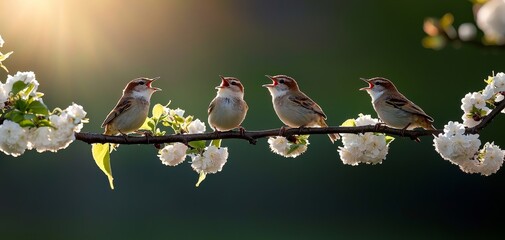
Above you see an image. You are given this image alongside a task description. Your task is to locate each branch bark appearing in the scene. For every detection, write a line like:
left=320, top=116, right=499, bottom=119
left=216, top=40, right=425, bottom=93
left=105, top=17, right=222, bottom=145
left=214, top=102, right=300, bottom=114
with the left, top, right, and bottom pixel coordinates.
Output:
left=75, top=100, right=505, bottom=145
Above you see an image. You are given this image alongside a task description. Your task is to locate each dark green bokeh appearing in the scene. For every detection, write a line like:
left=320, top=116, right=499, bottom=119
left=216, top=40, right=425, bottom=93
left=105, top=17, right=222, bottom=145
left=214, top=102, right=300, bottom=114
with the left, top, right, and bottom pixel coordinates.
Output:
left=1, top=1, right=504, bottom=239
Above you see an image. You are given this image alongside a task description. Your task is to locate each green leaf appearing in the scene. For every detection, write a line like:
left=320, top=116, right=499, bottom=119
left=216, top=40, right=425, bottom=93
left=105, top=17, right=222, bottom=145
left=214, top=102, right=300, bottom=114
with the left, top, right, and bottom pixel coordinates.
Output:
left=18, top=119, right=35, bottom=128
left=152, top=103, right=164, bottom=120
left=210, top=139, right=221, bottom=148
left=385, top=135, right=395, bottom=145
left=195, top=171, right=206, bottom=187
left=286, top=144, right=301, bottom=155
left=341, top=118, right=356, bottom=127
left=189, top=140, right=206, bottom=150
left=28, top=100, right=49, bottom=115
left=6, top=110, right=24, bottom=123
left=12, top=81, right=28, bottom=95
left=23, top=83, right=37, bottom=97
left=139, top=117, right=155, bottom=131
left=37, top=119, right=53, bottom=128
left=15, top=99, right=28, bottom=112
left=91, top=143, right=114, bottom=190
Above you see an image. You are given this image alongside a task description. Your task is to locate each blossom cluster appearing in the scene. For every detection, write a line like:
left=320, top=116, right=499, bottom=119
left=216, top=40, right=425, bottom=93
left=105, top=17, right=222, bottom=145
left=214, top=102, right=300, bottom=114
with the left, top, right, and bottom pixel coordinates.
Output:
left=338, top=114, right=393, bottom=166
left=461, top=72, right=505, bottom=127
left=268, top=135, right=309, bottom=158
left=0, top=72, right=87, bottom=156
left=155, top=106, right=229, bottom=185
left=434, top=121, right=504, bottom=176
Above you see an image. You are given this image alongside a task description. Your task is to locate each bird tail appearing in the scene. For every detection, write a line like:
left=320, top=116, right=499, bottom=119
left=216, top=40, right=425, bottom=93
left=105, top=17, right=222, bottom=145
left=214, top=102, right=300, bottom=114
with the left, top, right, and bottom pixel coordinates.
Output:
left=319, top=119, right=339, bottom=143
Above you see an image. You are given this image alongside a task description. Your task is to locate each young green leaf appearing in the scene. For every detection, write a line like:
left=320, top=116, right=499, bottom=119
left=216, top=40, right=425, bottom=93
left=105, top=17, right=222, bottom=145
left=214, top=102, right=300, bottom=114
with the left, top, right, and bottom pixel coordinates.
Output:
left=210, top=139, right=222, bottom=148
left=28, top=100, right=49, bottom=115
left=12, top=81, right=28, bottom=96
left=91, top=143, right=114, bottom=190
left=385, top=135, right=395, bottom=145
left=152, top=103, right=164, bottom=120
left=18, top=119, right=35, bottom=128
left=6, top=110, right=25, bottom=123
left=189, top=140, right=207, bottom=150
left=341, top=118, right=356, bottom=127
left=195, top=171, right=206, bottom=187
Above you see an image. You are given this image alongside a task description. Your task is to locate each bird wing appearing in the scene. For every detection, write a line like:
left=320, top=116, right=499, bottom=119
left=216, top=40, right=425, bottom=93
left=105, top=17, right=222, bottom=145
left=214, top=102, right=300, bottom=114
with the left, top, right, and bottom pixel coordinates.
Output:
left=385, top=97, right=434, bottom=122
left=207, top=98, right=216, bottom=115
left=288, top=93, right=327, bottom=119
left=101, top=96, right=134, bottom=127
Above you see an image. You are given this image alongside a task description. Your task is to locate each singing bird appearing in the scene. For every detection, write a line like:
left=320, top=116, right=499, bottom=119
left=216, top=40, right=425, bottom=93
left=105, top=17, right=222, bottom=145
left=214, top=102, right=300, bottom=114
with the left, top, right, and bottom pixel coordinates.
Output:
left=208, top=76, right=248, bottom=132
left=263, top=75, right=339, bottom=143
left=360, top=77, right=435, bottom=130
left=102, top=77, right=161, bottom=135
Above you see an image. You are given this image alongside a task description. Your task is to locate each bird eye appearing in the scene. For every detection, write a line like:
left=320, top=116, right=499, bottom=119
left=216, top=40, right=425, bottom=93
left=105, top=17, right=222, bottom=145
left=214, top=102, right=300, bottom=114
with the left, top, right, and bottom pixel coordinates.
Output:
left=279, top=79, right=285, bottom=84
left=139, top=81, right=145, bottom=85
left=230, top=81, right=237, bottom=86
left=375, top=81, right=381, bottom=86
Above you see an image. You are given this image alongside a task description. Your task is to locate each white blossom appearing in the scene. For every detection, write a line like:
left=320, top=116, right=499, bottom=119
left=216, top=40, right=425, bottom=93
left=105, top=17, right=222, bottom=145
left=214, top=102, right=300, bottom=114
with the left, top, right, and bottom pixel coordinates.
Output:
left=0, top=35, right=4, bottom=47
left=496, top=94, right=504, bottom=103
left=458, top=23, right=477, bottom=41
left=191, top=146, right=228, bottom=174
left=0, top=120, right=29, bottom=157
left=158, top=143, right=188, bottom=166
left=476, top=142, right=504, bottom=176
left=163, top=107, right=185, bottom=118
left=187, top=119, right=206, bottom=134
left=65, top=103, right=87, bottom=123
left=433, top=121, right=504, bottom=176
left=493, top=72, right=505, bottom=93
left=476, top=0, right=505, bottom=44
left=0, top=83, right=8, bottom=109
left=5, top=71, right=39, bottom=97
left=443, top=121, right=465, bottom=136
left=482, top=84, right=496, bottom=100
left=338, top=114, right=390, bottom=165
left=435, top=121, right=481, bottom=163
left=460, top=92, right=490, bottom=127
left=354, top=114, right=379, bottom=126
left=461, top=92, right=486, bottom=112
left=267, top=136, right=308, bottom=158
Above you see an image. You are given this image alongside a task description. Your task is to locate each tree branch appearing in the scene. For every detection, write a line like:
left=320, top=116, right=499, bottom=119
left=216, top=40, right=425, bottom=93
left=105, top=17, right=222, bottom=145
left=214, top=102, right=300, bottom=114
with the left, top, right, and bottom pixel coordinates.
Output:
left=74, top=100, right=505, bottom=145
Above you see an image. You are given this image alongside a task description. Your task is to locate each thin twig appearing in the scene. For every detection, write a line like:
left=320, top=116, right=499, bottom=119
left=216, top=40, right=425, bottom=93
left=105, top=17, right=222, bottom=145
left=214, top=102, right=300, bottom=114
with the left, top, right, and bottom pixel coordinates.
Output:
left=74, top=100, right=505, bottom=145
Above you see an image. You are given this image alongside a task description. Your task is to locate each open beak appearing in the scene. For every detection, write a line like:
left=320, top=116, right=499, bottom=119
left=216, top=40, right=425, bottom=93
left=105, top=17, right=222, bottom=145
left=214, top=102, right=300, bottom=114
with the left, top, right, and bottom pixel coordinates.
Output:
left=148, top=77, right=162, bottom=91
left=359, top=78, right=372, bottom=91
left=216, top=75, right=230, bottom=89
left=262, top=75, right=277, bottom=88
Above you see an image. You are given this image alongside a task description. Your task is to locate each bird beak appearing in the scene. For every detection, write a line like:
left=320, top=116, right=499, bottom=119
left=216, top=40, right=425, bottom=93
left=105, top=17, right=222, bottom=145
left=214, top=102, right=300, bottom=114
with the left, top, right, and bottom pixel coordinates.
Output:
left=148, top=77, right=162, bottom=91
left=262, top=75, right=277, bottom=88
left=359, top=78, right=372, bottom=91
left=216, top=75, right=229, bottom=89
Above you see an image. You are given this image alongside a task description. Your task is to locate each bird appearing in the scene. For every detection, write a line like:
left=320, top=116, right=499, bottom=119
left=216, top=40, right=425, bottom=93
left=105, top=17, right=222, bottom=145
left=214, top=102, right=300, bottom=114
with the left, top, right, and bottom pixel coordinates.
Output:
left=360, top=77, right=435, bottom=130
left=102, top=77, right=161, bottom=135
left=208, top=75, right=248, bottom=132
left=263, top=75, right=339, bottom=143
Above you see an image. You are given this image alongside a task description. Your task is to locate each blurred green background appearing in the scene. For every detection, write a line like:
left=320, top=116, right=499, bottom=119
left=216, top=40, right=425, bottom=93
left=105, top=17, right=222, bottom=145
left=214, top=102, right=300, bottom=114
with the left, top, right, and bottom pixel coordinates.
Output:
left=1, top=0, right=504, bottom=239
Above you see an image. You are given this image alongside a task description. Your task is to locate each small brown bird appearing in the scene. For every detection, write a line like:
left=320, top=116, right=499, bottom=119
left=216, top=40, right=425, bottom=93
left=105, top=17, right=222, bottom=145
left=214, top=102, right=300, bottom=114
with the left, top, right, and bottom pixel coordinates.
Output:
left=263, top=75, right=339, bottom=143
left=102, top=77, right=161, bottom=135
left=360, top=77, right=435, bottom=130
left=208, top=76, right=248, bottom=132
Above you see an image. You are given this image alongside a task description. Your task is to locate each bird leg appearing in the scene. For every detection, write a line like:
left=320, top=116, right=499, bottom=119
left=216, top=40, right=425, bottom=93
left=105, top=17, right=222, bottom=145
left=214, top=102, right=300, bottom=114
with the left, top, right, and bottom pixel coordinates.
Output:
left=119, top=131, right=129, bottom=143
left=401, top=123, right=411, bottom=137
left=238, top=126, right=246, bottom=136
left=374, top=122, right=385, bottom=132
